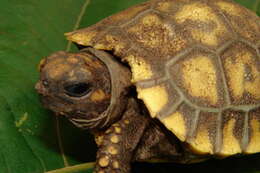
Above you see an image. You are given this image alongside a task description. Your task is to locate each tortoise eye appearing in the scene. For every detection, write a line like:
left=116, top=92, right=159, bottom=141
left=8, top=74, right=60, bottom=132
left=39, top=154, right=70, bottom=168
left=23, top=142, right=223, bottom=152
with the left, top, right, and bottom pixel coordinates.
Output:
left=64, top=83, right=92, bottom=97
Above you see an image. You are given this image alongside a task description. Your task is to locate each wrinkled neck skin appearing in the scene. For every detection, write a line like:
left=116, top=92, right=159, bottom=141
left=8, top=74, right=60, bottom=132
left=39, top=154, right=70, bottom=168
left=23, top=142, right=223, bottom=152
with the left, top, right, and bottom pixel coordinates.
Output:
left=83, top=48, right=132, bottom=132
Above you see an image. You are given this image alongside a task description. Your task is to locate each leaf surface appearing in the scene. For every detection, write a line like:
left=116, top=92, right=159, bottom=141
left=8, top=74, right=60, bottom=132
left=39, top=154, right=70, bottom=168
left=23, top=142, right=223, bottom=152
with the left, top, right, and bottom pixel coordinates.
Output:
left=0, top=0, right=259, bottom=173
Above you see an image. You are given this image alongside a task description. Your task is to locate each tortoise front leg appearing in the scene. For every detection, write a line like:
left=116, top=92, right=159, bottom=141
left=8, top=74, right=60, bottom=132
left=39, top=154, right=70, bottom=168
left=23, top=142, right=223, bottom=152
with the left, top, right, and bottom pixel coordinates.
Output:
left=94, top=98, right=148, bottom=173
left=94, top=124, right=132, bottom=173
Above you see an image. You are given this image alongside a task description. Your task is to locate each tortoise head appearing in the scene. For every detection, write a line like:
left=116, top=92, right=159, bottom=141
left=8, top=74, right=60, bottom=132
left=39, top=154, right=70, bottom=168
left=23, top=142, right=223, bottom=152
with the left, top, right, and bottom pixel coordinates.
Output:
left=35, top=48, right=131, bottom=130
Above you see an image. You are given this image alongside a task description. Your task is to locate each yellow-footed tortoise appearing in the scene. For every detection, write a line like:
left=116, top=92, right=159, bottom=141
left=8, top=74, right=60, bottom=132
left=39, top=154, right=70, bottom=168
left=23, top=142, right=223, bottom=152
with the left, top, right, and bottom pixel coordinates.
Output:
left=35, top=0, right=260, bottom=172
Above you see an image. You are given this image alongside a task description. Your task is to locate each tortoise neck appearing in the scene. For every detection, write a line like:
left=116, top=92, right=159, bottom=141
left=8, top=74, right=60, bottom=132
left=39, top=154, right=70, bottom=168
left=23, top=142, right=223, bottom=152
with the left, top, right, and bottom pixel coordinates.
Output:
left=82, top=47, right=132, bottom=129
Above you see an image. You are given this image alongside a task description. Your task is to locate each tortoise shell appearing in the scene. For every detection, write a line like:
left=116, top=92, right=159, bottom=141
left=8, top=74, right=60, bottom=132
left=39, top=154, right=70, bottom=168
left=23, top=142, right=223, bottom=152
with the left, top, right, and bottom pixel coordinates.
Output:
left=66, top=0, right=260, bottom=157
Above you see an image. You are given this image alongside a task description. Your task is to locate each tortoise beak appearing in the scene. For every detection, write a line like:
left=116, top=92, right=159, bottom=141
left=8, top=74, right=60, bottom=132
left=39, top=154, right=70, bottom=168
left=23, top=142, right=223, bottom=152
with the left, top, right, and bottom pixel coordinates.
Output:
left=35, top=81, right=47, bottom=96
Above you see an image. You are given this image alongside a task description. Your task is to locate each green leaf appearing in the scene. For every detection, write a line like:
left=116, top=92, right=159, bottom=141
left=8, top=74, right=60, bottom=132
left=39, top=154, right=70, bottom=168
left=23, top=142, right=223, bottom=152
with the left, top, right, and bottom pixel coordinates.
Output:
left=234, top=0, right=260, bottom=15
left=0, top=0, right=259, bottom=173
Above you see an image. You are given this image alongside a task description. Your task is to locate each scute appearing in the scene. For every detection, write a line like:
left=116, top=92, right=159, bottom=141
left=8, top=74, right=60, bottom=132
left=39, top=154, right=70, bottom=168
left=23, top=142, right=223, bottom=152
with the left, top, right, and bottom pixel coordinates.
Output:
left=188, top=111, right=218, bottom=155
left=124, top=53, right=153, bottom=82
left=220, top=41, right=260, bottom=105
left=66, top=0, right=260, bottom=157
left=137, top=85, right=169, bottom=117
left=124, top=11, right=187, bottom=57
left=215, top=0, right=260, bottom=44
left=169, top=48, right=226, bottom=108
left=161, top=103, right=196, bottom=142
left=173, top=1, right=233, bottom=48
left=246, top=108, right=260, bottom=154
left=220, top=110, right=245, bottom=155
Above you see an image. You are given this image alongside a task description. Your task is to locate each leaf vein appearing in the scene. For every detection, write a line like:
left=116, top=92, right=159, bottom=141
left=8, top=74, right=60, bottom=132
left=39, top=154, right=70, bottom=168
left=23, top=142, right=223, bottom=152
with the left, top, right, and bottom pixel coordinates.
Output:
left=55, top=116, right=69, bottom=167
left=253, top=0, right=260, bottom=12
left=66, top=0, right=91, bottom=51
left=1, top=151, right=11, bottom=173
left=56, top=0, right=92, bottom=167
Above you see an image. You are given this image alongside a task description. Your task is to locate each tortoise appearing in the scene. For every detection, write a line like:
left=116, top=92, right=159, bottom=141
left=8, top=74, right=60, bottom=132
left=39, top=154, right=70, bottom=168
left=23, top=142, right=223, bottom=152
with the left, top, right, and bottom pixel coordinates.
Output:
left=35, top=0, right=260, bottom=172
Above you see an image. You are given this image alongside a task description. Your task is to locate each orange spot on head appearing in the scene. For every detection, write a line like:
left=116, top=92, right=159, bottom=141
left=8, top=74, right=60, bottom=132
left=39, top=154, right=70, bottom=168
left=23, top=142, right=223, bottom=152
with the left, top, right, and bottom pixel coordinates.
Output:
left=90, top=89, right=108, bottom=102
left=67, top=56, right=79, bottom=64
left=48, top=63, right=71, bottom=79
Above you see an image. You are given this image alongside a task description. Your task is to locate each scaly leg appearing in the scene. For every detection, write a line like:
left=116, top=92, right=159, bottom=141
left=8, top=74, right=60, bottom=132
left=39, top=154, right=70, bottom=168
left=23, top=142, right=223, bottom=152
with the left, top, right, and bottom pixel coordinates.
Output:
left=94, top=98, right=148, bottom=173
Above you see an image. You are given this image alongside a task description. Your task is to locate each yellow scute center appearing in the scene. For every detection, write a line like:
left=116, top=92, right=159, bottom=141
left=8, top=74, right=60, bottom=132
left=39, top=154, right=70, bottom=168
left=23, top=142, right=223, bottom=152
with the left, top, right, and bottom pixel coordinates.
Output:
left=94, top=35, right=126, bottom=54
left=182, top=56, right=218, bottom=105
left=66, top=31, right=97, bottom=46
left=174, top=2, right=228, bottom=47
left=245, top=118, right=260, bottom=154
left=161, top=112, right=186, bottom=141
left=189, top=127, right=213, bottom=154
left=90, top=89, right=107, bottom=102
left=125, top=55, right=153, bottom=82
left=137, top=85, right=168, bottom=117
left=220, top=119, right=241, bottom=156
left=223, top=51, right=260, bottom=100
